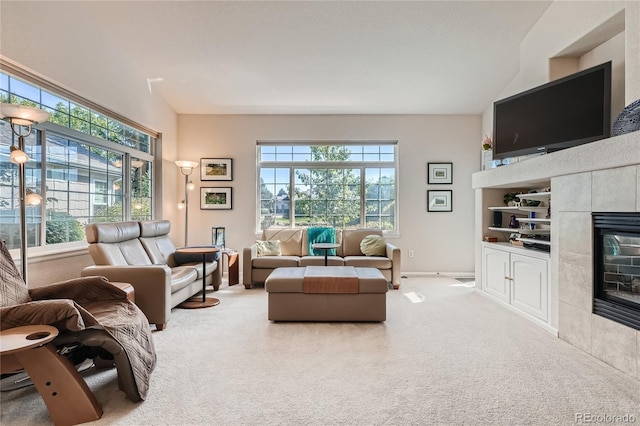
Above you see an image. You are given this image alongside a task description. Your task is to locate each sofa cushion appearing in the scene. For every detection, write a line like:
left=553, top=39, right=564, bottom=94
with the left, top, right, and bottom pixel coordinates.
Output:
left=344, top=256, right=392, bottom=269
left=256, top=240, right=281, bottom=256
left=169, top=266, right=199, bottom=292
left=262, top=229, right=304, bottom=256
left=360, top=235, right=387, bottom=256
left=139, top=220, right=171, bottom=238
left=252, top=256, right=300, bottom=269
left=342, top=229, right=383, bottom=256
left=86, top=221, right=140, bottom=244
left=299, top=256, right=345, bottom=267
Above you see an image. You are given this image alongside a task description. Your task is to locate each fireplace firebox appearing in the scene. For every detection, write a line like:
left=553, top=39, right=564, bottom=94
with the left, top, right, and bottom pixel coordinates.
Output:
left=593, top=213, right=640, bottom=330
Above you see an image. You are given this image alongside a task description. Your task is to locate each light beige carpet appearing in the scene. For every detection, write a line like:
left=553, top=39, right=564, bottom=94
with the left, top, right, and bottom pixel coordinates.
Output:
left=1, top=276, right=639, bottom=425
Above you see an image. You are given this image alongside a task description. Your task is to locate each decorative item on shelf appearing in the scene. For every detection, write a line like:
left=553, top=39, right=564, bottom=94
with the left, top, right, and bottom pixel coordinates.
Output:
left=508, top=215, right=519, bottom=228
left=481, top=135, right=493, bottom=171
left=481, top=134, right=492, bottom=151
left=522, top=190, right=541, bottom=207
left=612, top=99, right=640, bottom=136
left=212, top=227, right=226, bottom=249
left=503, top=192, right=520, bottom=206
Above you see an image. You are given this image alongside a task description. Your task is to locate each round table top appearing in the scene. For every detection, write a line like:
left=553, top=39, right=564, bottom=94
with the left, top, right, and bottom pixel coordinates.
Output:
left=0, top=325, right=59, bottom=355
left=311, top=243, right=341, bottom=249
left=176, top=246, right=220, bottom=255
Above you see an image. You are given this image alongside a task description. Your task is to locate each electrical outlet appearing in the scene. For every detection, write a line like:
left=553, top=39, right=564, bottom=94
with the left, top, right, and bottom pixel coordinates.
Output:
left=408, top=250, right=414, bottom=258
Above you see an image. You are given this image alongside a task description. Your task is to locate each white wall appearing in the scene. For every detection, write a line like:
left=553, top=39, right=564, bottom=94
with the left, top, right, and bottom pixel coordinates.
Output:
left=178, top=114, right=481, bottom=274
left=482, top=1, right=639, bottom=136
left=0, top=1, right=181, bottom=285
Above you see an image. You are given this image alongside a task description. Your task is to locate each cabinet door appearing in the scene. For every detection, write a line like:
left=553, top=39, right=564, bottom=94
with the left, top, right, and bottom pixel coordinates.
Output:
left=510, top=253, right=548, bottom=321
left=482, top=247, right=510, bottom=303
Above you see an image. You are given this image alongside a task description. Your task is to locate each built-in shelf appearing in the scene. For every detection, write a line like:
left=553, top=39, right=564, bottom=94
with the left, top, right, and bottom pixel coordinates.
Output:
left=488, top=206, right=548, bottom=215
left=517, top=218, right=551, bottom=224
left=488, top=227, right=550, bottom=235
left=517, top=237, right=551, bottom=246
left=516, top=191, right=551, bottom=200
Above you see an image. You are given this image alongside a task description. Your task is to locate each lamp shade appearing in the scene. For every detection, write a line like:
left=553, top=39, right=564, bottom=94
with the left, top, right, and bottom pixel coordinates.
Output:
left=175, top=160, right=199, bottom=169
left=10, top=146, right=29, bottom=164
left=0, top=103, right=51, bottom=125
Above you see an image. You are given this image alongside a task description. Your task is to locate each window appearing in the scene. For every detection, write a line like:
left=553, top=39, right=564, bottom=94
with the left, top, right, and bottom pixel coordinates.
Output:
left=257, top=142, right=397, bottom=232
left=0, top=70, right=156, bottom=250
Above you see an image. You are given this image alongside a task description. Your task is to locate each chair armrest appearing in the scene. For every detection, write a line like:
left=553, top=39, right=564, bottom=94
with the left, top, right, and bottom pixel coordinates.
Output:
left=29, top=276, right=127, bottom=304
left=386, top=243, right=401, bottom=289
left=81, top=265, right=171, bottom=326
left=242, top=245, right=257, bottom=286
left=1, top=299, right=88, bottom=332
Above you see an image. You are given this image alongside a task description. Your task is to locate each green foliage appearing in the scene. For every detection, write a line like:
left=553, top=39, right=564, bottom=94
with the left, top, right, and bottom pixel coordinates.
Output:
left=294, top=146, right=361, bottom=228
left=46, top=212, right=84, bottom=244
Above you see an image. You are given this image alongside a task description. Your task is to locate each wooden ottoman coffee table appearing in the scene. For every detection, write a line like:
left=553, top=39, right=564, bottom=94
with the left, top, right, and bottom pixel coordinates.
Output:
left=265, top=266, right=388, bottom=322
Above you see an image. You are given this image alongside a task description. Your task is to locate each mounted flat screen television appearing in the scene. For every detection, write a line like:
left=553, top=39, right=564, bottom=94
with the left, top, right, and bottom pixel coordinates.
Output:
left=493, top=61, right=611, bottom=160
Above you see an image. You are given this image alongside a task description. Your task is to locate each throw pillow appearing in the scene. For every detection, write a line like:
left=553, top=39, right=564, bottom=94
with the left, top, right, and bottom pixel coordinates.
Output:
left=360, top=235, right=387, bottom=257
left=307, top=227, right=337, bottom=256
left=256, top=240, right=281, bottom=256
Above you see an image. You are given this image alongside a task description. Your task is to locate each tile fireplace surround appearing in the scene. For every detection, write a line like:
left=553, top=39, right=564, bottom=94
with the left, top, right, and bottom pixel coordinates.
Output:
left=473, top=131, right=640, bottom=380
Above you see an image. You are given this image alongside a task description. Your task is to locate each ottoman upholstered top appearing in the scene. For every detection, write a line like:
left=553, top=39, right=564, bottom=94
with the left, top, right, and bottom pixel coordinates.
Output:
left=265, top=266, right=388, bottom=294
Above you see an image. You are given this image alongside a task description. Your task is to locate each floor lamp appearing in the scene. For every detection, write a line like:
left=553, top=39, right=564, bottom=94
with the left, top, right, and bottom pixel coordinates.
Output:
left=175, top=160, right=198, bottom=247
left=0, top=103, right=51, bottom=284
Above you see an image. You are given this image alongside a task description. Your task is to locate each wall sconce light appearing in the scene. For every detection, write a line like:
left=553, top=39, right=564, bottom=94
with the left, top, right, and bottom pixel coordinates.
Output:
left=174, top=160, right=199, bottom=247
left=1, top=103, right=51, bottom=283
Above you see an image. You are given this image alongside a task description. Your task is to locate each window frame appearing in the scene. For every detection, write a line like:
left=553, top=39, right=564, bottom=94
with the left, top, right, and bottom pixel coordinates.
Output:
left=256, top=141, right=398, bottom=234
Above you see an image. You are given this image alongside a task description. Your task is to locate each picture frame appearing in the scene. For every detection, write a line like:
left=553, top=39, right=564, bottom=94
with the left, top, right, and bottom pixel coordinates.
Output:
left=427, top=190, right=452, bottom=212
left=201, top=187, right=232, bottom=210
left=427, top=162, right=453, bottom=184
left=200, top=158, right=232, bottom=181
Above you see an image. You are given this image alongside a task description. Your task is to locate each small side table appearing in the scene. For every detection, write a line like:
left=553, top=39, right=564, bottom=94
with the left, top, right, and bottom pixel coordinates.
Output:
left=221, top=249, right=239, bottom=286
left=176, top=246, right=221, bottom=309
left=0, top=325, right=102, bottom=425
left=311, top=243, right=341, bottom=266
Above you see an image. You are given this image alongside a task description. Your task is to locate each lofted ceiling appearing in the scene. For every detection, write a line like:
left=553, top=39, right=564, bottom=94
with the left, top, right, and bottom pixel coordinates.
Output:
left=77, top=1, right=552, bottom=115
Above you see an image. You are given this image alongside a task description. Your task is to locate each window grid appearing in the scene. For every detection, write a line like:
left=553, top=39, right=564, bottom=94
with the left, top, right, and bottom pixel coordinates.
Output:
left=1, top=72, right=151, bottom=152
left=258, top=143, right=397, bottom=232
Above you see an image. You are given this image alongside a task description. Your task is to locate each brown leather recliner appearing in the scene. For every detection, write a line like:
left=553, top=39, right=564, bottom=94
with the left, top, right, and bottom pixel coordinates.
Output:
left=81, top=220, right=221, bottom=330
left=0, top=239, right=156, bottom=423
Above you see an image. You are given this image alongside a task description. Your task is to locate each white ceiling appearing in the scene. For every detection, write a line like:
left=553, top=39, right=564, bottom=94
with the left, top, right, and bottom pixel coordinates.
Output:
left=80, top=1, right=552, bottom=115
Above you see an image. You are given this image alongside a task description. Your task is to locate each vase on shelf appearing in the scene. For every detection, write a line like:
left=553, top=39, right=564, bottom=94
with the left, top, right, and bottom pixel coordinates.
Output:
left=482, top=149, right=493, bottom=170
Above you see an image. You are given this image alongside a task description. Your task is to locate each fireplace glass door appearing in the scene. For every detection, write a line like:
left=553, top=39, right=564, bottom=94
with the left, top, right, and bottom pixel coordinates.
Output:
left=593, top=213, right=640, bottom=330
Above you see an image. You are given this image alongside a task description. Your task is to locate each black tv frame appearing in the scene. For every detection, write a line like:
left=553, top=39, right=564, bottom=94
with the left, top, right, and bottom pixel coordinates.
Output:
left=492, top=61, right=611, bottom=160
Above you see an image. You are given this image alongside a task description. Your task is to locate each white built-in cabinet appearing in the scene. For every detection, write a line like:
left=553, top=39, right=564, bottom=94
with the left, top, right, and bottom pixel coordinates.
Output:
left=481, top=243, right=550, bottom=326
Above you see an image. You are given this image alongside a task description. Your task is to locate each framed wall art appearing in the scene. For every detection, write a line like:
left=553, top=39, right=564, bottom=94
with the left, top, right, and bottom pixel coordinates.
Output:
left=427, top=162, right=453, bottom=184
left=427, top=190, right=452, bottom=212
left=201, top=158, right=233, bottom=181
left=201, top=187, right=232, bottom=210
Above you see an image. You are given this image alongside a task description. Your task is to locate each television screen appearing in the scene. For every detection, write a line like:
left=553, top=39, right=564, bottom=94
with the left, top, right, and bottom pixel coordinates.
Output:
left=493, top=61, right=611, bottom=160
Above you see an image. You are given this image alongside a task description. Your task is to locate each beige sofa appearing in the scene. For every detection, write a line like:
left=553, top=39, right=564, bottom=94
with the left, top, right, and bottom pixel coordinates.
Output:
left=243, top=228, right=401, bottom=289
left=81, top=220, right=221, bottom=330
